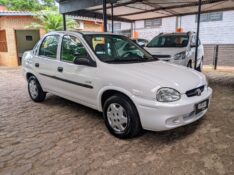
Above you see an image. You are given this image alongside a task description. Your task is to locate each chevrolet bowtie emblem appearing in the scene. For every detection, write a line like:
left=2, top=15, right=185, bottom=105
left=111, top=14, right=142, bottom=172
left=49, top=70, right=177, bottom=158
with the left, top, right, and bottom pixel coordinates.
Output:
left=196, top=89, right=202, bottom=96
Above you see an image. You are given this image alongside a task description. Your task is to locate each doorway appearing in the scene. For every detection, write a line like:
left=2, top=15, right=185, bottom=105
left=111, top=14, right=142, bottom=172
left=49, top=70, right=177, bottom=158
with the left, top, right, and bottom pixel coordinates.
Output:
left=15, top=30, right=40, bottom=65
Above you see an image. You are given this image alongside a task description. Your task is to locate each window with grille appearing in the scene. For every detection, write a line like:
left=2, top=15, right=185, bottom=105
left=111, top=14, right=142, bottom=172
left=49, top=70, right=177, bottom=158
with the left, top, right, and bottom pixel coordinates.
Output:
left=145, top=19, right=162, bottom=28
left=0, top=30, right=8, bottom=52
left=108, top=23, right=121, bottom=31
left=196, top=12, right=223, bottom=22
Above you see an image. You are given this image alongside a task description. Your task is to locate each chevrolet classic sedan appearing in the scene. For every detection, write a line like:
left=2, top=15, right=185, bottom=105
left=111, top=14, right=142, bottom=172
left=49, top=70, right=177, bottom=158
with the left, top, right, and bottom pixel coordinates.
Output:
left=22, top=31, right=212, bottom=138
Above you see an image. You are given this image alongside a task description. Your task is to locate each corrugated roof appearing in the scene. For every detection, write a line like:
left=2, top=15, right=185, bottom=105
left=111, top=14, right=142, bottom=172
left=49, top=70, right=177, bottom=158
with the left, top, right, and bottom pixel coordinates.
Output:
left=0, top=11, right=34, bottom=17
left=71, top=16, right=103, bottom=22
left=58, top=0, right=234, bottom=22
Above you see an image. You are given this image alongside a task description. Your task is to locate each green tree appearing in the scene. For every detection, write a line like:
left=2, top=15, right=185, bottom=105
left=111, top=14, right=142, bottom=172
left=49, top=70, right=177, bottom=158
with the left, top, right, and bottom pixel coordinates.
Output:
left=27, top=11, right=77, bottom=32
left=41, top=0, right=56, bottom=7
left=0, top=0, right=56, bottom=11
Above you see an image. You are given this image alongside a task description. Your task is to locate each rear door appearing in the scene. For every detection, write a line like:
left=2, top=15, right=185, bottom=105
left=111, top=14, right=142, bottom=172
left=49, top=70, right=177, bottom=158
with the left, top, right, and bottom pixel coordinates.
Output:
left=33, top=35, right=61, bottom=92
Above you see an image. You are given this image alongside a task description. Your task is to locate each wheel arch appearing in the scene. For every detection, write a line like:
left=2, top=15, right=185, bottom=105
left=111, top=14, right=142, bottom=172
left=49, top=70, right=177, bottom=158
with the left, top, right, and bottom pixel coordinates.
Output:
left=97, top=87, right=137, bottom=112
left=26, top=72, right=36, bottom=81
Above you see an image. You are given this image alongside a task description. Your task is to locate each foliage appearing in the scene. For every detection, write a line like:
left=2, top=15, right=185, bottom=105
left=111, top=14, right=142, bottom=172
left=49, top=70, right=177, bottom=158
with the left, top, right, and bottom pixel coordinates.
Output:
left=27, top=11, right=77, bottom=32
left=0, top=0, right=56, bottom=11
left=0, top=0, right=77, bottom=32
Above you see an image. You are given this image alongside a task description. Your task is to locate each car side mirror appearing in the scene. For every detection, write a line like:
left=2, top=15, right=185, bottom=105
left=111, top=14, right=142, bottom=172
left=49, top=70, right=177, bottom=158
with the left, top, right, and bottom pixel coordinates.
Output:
left=73, top=57, right=96, bottom=67
left=138, top=42, right=146, bottom=47
left=190, top=44, right=196, bottom=48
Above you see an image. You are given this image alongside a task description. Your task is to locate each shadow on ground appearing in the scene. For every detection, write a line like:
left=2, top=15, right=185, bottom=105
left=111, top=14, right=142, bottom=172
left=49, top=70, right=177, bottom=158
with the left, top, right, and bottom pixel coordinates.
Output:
left=0, top=68, right=233, bottom=175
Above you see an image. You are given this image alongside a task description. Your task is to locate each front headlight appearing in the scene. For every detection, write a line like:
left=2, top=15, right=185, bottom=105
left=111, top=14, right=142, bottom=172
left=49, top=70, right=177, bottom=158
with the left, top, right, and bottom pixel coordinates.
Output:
left=156, top=88, right=181, bottom=102
left=174, top=51, right=186, bottom=60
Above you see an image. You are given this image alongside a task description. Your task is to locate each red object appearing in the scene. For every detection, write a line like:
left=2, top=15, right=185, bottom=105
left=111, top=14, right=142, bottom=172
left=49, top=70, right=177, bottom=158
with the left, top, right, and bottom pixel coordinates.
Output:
left=133, top=31, right=139, bottom=39
left=176, top=28, right=184, bottom=32
left=0, top=5, right=8, bottom=11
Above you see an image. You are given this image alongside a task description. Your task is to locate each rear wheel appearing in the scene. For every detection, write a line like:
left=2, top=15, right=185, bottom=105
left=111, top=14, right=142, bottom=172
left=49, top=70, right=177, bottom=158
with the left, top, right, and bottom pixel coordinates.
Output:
left=28, top=76, right=46, bottom=102
left=103, top=94, right=141, bottom=139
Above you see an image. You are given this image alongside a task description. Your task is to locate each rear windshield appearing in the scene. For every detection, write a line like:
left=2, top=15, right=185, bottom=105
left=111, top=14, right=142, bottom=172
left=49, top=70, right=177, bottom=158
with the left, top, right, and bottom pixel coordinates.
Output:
left=147, top=35, right=189, bottom=48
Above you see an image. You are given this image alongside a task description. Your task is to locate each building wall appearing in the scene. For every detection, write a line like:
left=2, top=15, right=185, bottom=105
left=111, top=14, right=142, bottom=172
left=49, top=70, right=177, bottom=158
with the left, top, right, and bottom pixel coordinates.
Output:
left=82, top=21, right=102, bottom=32
left=134, top=17, right=177, bottom=41
left=15, top=30, right=40, bottom=57
left=180, top=11, right=234, bottom=44
left=0, top=16, right=44, bottom=67
left=131, top=11, right=234, bottom=44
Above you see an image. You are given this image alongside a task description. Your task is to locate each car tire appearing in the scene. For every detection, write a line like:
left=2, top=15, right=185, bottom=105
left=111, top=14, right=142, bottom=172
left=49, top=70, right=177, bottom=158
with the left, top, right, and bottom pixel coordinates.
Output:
left=28, top=76, right=46, bottom=102
left=187, top=60, right=192, bottom=68
left=103, top=94, right=142, bottom=139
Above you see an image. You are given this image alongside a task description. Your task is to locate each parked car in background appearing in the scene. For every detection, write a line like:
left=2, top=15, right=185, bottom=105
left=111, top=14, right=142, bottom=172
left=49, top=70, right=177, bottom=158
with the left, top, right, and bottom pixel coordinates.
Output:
left=145, top=32, right=204, bottom=71
left=22, top=31, right=212, bottom=139
left=131, top=38, right=149, bottom=47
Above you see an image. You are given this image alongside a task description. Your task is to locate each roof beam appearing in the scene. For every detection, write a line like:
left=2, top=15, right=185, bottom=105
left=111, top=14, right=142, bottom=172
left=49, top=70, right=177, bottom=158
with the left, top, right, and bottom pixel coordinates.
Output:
left=117, top=0, right=228, bottom=17
left=91, top=0, right=143, bottom=12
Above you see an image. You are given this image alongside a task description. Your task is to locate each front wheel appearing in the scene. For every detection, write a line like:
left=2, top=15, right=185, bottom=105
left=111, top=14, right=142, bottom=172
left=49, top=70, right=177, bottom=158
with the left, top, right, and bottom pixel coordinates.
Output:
left=103, top=94, right=142, bottom=139
left=187, top=60, right=192, bottom=68
left=28, top=76, right=46, bottom=102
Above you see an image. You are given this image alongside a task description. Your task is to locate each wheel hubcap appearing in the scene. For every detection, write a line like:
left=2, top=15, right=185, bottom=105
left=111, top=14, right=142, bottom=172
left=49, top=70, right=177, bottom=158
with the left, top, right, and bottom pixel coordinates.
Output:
left=107, top=103, right=128, bottom=132
left=29, top=80, right=38, bottom=99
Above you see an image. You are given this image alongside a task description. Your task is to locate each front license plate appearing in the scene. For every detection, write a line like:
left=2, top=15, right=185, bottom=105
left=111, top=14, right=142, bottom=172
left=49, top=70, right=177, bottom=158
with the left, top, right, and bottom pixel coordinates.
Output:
left=195, top=99, right=209, bottom=114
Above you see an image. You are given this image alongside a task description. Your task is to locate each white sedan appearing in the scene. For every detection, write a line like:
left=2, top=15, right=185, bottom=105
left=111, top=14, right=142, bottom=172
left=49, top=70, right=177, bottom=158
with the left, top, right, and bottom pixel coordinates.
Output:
left=22, top=31, right=212, bottom=139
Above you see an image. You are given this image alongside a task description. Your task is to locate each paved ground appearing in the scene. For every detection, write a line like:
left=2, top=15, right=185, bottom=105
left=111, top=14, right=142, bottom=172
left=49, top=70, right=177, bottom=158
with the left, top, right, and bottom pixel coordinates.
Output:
left=0, top=67, right=233, bottom=175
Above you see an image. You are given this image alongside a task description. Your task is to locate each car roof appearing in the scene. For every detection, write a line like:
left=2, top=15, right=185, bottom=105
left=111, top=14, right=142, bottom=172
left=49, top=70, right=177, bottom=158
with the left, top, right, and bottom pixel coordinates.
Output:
left=162, top=32, right=187, bottom=36
left=160, top=32, right=195, bottom=36
left=46, top=31, right=125, bottom=37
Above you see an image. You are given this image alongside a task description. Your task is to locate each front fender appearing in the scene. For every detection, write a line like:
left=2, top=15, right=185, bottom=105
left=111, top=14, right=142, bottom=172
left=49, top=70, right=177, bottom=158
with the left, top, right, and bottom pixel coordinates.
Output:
left=97, top=86, right=137, bottom=112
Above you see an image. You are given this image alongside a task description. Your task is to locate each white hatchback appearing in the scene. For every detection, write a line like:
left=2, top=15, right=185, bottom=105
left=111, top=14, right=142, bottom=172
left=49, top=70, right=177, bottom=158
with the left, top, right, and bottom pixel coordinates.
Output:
left=22, top=31, right=212, bottom=138
left=145, top=32, right=204, bottom=71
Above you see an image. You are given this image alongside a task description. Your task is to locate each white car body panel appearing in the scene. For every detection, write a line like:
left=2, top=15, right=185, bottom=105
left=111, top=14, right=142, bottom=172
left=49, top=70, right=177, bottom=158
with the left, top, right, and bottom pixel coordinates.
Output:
left=22, top=31, right=212, bottom=132
left=145, top=47, right=186, bottom=57
left=145, top=32, right=204, bottom=68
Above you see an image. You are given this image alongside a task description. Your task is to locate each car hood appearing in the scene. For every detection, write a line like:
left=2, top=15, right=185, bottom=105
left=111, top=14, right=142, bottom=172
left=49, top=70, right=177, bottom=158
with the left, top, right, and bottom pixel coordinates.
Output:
left=107, top=61, right=206, bottom=94
left=145, top=47, right=186, bottom=57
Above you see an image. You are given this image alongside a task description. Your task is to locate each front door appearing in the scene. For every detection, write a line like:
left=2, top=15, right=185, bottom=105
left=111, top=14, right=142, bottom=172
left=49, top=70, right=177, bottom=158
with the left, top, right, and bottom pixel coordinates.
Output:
left=55, top=35, right=97, bottom=107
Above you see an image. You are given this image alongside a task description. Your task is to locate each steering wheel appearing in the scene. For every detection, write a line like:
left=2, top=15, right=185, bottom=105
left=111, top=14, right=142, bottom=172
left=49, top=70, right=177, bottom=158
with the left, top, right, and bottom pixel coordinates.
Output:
left=122, top=51, right=143, bottom=59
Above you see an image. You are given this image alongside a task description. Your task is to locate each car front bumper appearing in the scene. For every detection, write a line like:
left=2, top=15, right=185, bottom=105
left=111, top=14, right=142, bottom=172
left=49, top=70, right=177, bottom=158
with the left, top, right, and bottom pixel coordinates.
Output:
left=135, top=87, right=212, bottom=131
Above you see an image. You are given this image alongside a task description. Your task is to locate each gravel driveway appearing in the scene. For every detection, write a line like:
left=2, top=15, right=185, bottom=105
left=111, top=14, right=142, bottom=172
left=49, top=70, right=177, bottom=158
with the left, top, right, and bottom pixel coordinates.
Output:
left=0, top=67, right=233, bottom=175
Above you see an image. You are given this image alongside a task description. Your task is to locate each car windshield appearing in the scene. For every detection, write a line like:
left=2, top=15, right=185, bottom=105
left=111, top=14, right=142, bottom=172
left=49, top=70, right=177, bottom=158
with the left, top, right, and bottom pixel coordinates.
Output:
left=147, top=35, right=189, bottom=48
left=84, top=34, right=155, bottom=63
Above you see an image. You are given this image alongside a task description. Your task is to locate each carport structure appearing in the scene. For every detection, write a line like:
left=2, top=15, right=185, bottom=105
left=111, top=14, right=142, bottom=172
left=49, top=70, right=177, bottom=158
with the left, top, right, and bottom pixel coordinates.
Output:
left=56, top=0, right=234, bottom=69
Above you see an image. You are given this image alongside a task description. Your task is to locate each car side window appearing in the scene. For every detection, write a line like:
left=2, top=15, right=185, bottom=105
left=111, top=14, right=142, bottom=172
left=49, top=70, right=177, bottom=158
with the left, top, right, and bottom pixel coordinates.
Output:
left=33, top=41, right=40, bottom=55
left=39, top=35, right=59, bottom=59
left=61, top=35, right=88, bottom=63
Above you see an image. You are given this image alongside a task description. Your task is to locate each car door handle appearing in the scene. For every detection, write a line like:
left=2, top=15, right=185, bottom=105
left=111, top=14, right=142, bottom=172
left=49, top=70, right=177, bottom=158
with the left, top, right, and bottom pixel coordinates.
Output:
left=57, top=67, right=63, bottom=72
left=35, top=63, right=39, bottom=68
